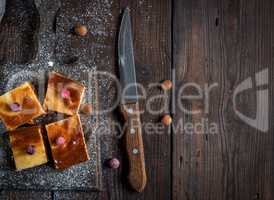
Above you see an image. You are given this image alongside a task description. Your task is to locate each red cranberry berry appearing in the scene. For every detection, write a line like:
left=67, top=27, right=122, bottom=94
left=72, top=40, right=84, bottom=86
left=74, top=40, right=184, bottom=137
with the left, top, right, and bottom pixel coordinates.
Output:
left=26, top=145, right=35, bottom=155
left=55, top=136, right=65, bottom=145
left=109, top=158, right=120, bottom=169
left=61, top=89, right=70, bottom=99
left=9, top=103, right=22, bottom=112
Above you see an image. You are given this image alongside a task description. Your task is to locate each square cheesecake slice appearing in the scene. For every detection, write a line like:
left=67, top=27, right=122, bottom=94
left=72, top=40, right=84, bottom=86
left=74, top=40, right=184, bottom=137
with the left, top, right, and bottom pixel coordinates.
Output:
left=0, top=82, right=45, bottom=130
left=44, top=72, right=85, bottom=115
left=45, top=114, right=90, bottom=170
left=9, top=126, right=48, bottom=171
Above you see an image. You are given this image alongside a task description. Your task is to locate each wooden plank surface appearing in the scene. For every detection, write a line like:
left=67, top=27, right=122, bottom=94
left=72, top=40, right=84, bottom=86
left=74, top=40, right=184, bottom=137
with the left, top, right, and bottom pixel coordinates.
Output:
left=54, top=0, right=171, bottom=199
left=96, top=0, right=172, bottom=199
left=0, top=0, right=171, bottom=199
left=1, top=0, right=274, bottom=199
left=0, top=0, right=40, bottom=64
left=173, top=0, right=274, bottom=200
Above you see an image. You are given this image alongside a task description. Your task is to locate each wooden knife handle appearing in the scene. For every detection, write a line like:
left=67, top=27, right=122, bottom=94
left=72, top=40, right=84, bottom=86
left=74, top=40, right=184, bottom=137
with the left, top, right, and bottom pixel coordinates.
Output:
left=121, top=102, right=147, bottom=192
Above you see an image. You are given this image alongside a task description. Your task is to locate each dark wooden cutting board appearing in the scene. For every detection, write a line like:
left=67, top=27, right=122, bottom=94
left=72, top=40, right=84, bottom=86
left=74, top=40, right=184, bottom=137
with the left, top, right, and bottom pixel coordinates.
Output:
left=0, top=0, right=104, bottom=191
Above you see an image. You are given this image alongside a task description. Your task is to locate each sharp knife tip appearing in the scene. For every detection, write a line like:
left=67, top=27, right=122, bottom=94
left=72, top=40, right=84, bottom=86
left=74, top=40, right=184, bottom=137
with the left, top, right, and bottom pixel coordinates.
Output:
left=121, top=7, right=131, bottom=25
left=124, top=7, right=130, bottom=15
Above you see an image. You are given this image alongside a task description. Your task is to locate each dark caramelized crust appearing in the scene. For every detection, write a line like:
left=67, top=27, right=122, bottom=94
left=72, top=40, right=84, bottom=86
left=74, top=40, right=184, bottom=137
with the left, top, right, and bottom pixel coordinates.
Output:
left=9, top=126, right=48, bottom=170
left=0, top=82, right=45, bottom=130
left=45, top=115, right=89, bottom=170
left=43, top=72, right=85, bottom=115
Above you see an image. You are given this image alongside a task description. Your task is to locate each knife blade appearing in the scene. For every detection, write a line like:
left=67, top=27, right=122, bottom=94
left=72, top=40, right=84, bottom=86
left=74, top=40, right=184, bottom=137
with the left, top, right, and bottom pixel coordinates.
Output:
left=118, top=7, right=147, bottom=192
left=0, top=0, right=6, bottom=23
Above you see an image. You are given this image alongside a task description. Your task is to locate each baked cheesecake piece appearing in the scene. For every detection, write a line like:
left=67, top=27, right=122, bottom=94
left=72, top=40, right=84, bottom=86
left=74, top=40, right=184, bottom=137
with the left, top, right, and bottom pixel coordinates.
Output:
left=9, top=126, right=48, bottom=171
left=44, top=72, right=85, bottom=115
left=45, top=114, right=90, bottom=170
left=0, top=82, right=45, bottom=130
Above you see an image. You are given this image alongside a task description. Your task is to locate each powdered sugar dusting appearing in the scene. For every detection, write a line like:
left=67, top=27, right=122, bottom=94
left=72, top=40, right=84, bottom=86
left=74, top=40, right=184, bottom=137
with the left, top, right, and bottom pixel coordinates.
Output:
left=0, top=0, right=115, bottom=190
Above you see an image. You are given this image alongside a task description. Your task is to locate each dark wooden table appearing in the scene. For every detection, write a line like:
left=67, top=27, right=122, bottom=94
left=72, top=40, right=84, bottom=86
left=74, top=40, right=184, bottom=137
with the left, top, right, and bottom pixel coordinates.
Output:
left=0, top=0, right=273, bottom=199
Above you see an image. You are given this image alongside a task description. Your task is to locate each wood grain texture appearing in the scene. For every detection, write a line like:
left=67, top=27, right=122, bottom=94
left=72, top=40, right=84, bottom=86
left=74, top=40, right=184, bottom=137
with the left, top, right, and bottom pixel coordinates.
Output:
left=2, top=0, right=273, bottom=199
left=108, top=0, right=171, bottom=199
left=0, top=0, right=39, bottom=64
left=0, top=0, right=171, bottom=198
left=83, top=0, right=172, bottom=199
left=173, top=0, right=274, bottom=200
left=120, top=103, right=147, bottom=192
left=50, top=0, right=171, bottom=198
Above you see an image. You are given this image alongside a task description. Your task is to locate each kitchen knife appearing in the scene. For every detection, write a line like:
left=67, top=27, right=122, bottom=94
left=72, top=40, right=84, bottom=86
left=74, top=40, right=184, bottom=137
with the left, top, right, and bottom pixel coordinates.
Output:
left=118, top=7, right=147, bottom=192
left=0, top=0, right=6, bottom=23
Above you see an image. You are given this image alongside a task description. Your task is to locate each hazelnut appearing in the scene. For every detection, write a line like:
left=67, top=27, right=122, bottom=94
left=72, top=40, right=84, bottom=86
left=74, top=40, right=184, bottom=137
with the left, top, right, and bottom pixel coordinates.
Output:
left=74, top=25, right=88, bottom=36
left=161, top=80, right=173, bottom=90
left=81, top=103, right=92, bottom=115
left=161, top=114, right=172, bottom=125
left=108, top=158, right=120, bottom=169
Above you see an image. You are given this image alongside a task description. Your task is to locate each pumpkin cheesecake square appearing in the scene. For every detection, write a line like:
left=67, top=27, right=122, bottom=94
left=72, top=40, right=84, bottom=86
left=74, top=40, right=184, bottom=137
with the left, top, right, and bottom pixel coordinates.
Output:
left=45, top=114, right=90, bottom=170
left=9, top=126, right=48, bottom=171
left=43, top=72, right=85, bottom=116
left=0, top=82, right=45, bottom=130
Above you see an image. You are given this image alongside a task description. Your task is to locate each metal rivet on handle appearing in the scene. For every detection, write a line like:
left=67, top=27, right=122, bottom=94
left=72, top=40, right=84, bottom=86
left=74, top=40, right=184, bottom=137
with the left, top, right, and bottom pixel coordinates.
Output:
left=132, top=148, right=139, bottom=154
left=130, top=128, right=136, bottom=134
left=127, top=108, right=133, bottom=114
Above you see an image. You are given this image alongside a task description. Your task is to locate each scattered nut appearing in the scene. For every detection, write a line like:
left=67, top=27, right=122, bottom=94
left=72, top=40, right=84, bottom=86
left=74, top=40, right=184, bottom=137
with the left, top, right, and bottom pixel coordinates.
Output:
left=161, top=114, right=172, bottom=125
left=161, top=80, right=173, bottom=90
left=81, top=103, right=92, bottom=115
left=108, top=158, right=120, bottom=169
left=74, top=25, right=88, bottom=36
